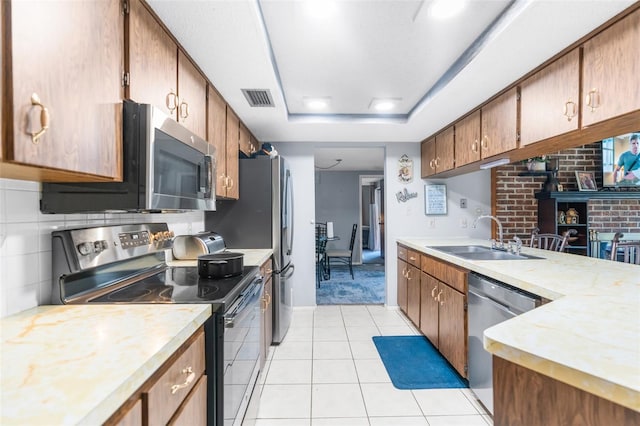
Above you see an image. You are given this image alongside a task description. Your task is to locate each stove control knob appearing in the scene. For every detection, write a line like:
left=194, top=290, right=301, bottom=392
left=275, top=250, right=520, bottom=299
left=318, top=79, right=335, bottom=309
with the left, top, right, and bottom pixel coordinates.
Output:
left=77, top=242, right=93, bottom=256
left=94, top=240, right=108, bottom=253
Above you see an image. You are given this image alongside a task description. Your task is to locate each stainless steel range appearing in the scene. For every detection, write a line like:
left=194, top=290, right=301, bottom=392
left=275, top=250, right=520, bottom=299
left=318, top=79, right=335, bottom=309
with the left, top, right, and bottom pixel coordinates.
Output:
left=51, top=223, right=262, bottom=426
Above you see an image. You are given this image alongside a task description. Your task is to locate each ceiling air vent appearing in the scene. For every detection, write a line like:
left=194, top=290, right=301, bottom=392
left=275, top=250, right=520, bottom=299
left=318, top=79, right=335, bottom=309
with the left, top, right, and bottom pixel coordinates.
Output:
left=242, top=89, right=275, bottom=107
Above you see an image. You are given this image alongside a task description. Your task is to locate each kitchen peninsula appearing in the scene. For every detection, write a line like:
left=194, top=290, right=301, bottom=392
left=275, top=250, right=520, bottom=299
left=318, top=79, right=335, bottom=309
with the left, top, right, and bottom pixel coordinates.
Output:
left=398, top=237, right=639, bottom=424
left=1, top=304, right=211, bottom=425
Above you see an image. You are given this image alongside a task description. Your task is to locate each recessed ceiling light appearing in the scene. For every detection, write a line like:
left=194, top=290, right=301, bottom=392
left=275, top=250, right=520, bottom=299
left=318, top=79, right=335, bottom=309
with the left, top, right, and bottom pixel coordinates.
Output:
left=304, top=97, right=331, bottom=110
left=305, top=0, right=337, bottom=19
left=429, top=0, right=466, bottom=20
left=369, top=98, right=401, bottom=112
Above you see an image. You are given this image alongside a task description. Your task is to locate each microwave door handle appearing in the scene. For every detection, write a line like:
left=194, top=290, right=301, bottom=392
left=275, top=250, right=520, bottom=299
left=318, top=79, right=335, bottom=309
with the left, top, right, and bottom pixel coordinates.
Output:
left=201, top=155, right=214, bottom=199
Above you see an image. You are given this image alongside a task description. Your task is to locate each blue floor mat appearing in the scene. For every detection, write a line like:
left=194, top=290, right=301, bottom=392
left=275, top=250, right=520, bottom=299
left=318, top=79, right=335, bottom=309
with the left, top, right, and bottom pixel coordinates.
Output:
left=373, top=335, right=468, bottom=390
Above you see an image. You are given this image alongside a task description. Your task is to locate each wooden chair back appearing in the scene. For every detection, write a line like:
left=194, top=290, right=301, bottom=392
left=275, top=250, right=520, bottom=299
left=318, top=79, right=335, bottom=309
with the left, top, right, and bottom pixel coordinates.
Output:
left=530, top=227, right=576, bottom=252
left=610, top=232, right=640, bottom=265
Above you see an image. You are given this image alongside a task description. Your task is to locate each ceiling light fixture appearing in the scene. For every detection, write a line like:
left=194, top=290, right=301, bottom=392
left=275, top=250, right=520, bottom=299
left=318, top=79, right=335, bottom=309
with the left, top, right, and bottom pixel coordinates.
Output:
left=305, top=0, right=337, bottom=19
left=304, top=97, right=331, bottom=110
left=429, top=0, right=466, bottom=20
left=315, top=158, right=342, bottom=170
left=479, top=158, right=510, bottom=170
left=369, top=98, right=401, bottom=112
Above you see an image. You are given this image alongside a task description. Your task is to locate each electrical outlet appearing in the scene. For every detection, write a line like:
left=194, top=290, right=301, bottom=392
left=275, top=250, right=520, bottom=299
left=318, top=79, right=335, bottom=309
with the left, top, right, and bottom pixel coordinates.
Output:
left=429, top=219, right=436, bottom=228
left=460, top=218, right=468, bottom=228
left=460, top=198, right=467, bottom=208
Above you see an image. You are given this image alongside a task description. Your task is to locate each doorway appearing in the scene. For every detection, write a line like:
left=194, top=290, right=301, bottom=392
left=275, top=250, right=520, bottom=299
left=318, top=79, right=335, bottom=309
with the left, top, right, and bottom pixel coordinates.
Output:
left=314, top=147, right=385, bottom=305
left=360, top=175, right=384, bottom=265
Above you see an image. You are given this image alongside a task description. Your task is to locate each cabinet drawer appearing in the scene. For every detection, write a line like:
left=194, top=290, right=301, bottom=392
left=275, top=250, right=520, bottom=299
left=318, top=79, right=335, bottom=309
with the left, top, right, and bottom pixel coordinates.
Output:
left=146, top=330, right=206, bottom=425
left=421, top=255, right=467, bottom=293
left=260, top=258, right=273, bottom=278
left=168, top=375, right=207, bottom=426
left=397, top=245, right=408, bottom=261
left=407, top=249, right=421, bottom=268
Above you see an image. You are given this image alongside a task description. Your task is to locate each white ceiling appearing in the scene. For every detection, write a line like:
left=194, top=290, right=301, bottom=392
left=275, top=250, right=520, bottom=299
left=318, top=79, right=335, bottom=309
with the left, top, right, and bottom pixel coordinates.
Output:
left=146, top=0, right=635, bottom=170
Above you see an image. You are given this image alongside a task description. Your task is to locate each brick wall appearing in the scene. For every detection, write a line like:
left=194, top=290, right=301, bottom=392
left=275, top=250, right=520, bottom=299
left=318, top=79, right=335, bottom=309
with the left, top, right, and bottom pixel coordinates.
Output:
left=495, top=143, right=640, bottom=242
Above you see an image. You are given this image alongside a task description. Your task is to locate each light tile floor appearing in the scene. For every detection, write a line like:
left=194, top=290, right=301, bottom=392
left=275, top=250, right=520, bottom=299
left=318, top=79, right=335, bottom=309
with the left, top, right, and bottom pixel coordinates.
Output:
left=250, top=305, right=492, bottom=426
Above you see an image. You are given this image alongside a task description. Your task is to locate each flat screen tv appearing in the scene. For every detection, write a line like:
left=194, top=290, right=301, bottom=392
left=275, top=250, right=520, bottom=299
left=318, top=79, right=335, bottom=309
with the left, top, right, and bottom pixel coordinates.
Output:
left=601, top=131, right=640, bottom=187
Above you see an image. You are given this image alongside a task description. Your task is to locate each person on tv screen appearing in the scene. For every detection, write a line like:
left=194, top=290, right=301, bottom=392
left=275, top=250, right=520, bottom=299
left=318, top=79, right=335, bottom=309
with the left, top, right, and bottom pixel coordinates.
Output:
left=613, top=133, right=640, bottom=184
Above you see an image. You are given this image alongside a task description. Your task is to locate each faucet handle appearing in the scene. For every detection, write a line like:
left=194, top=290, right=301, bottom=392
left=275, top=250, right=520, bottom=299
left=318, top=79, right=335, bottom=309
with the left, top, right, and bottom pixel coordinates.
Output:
left=490, top=238, right=497, bottom=249
left=512, top=236, right=522, bottom=254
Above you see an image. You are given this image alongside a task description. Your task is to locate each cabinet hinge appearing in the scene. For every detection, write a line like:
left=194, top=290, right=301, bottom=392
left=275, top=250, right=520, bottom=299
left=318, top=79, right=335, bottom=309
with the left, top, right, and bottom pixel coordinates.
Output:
left=464, top=364, right=468, bottom=375
left=464, top=301, right=468, bottom=311
left=122, top=71, right=130, bottom=87
left=517, top=132, right=521, bottom=142
left=121, top=0, right=129, bottom=15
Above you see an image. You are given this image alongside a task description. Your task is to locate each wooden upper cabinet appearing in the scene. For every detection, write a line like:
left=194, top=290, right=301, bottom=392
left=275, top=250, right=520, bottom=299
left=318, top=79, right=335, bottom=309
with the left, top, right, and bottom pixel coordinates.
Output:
left=207, top=86, right=228, bottom=198
left=454, top=110, right=481, bottom=168
left=239, top=123, right=252, bottom=157
left=435, top=126, right=455, bottom=173
left=224, top=108, right=240, bottom=199
left=177, top=51, right=207, bottom=140
left=421, top=137, right=436, bottom=177
left=481, top=88, right=519, bottom=158
left=4, top=0, right=123, bottom=180
left=520, top=49, right=580, bottom=146
left=128, top=0, right=178, bottom=119
left=582, top=9, right=640, bottom=127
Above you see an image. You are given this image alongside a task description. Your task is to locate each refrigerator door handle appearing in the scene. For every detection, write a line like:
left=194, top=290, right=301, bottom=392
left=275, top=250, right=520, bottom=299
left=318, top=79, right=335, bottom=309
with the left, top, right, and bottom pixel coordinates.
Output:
left=284, top=168, right=294, bottom=255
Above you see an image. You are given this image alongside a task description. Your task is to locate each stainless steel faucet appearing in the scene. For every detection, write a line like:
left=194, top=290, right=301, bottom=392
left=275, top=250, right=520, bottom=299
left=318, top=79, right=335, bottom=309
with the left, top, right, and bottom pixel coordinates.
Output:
left=473, top=215, right=504, bottom=250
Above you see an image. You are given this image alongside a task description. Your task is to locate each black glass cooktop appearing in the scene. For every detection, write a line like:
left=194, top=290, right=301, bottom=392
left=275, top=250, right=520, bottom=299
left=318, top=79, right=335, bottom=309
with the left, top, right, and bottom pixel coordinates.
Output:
left=89, top=266, right=259, bottom=307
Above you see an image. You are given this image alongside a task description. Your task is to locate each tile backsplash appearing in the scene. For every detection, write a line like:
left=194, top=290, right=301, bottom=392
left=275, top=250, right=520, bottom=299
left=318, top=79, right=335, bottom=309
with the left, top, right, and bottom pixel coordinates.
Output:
left=0, top=178, right=206, bottom=318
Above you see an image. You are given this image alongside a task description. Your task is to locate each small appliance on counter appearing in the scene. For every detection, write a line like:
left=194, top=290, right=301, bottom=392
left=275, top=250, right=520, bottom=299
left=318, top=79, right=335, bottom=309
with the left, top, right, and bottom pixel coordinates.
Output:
left=51, top=223, right=262, bottom=426
left=172, top=231, right=226, bottom=259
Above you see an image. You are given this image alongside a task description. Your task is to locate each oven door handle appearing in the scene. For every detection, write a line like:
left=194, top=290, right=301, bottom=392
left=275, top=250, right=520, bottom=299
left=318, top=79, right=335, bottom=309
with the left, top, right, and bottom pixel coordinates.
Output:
left=224, top=280, right=263, bottom=328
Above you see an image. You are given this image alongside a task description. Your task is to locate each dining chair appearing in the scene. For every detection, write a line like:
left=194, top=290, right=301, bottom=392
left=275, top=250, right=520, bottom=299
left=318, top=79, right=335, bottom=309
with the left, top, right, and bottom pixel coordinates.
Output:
left=326, top=224, right=358, bottom=279
left=610, top=232, right=640, bottom=265
left=529, top=227, right=577, bottom=252
left=315, top=234, right=328, bottom=287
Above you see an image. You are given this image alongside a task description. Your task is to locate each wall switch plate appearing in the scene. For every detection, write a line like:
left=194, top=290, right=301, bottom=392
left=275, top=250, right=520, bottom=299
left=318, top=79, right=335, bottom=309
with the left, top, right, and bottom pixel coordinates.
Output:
left=460, top=198, right=467, bottom=208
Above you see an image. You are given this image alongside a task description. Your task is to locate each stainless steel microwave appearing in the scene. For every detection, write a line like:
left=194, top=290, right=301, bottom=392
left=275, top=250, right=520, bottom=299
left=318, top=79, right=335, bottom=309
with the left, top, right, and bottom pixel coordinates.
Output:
left=41, top=101, right=216, bottom=213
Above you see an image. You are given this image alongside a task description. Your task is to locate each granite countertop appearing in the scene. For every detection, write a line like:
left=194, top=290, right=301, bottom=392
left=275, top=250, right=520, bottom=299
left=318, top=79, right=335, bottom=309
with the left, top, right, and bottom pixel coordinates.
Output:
left=0, top=304, right=212, bottom=425
left=398, top=237, right=640, bottom=412
left=167, top=248, right=273, bottom=268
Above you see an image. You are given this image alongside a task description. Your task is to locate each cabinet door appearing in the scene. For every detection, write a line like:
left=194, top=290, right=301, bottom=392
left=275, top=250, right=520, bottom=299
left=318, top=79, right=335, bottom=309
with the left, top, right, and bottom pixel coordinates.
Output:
left=225, top=108, right=240, bottom=199
left=520, top=49, right=580, bottom=146
left=406, top=264, right=421, bottom=326
left=128, top=0, right=178, bottom=119
left=397, top=258, right=408, bottom=314
left=239, top=123, right=252, bottom=157
left=8, top=0, right=123, bottom=179
left=177, top=50, right=207, bottom=140
left=435, top=126, right=455, bottom=173
left=419, top=272, right=439, bottom=348
left=438, top=284, right=467, bottom=378
left=582, top=9, right=640, bottom=126
left=421, top=137, right=436, bottom=177
left=207, top=86, right=227, bottom=197
left=481, top=88, right=518, bottom=158
left=454, top=111, right=481, bottom=167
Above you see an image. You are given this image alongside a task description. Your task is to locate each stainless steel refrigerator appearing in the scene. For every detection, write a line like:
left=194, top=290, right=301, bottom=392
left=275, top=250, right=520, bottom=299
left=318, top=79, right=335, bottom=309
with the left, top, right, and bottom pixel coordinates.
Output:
left=205, top=156, right=294, bottom=343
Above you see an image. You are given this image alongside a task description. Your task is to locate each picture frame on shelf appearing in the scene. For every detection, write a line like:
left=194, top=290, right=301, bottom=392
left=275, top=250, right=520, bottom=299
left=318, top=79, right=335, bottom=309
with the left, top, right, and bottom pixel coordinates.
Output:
left=575, top=171, right=597, bottom=191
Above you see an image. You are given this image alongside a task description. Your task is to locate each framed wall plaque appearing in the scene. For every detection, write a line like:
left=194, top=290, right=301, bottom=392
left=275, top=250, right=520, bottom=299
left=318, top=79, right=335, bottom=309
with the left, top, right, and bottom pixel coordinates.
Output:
left=424, top=184, right=447, bottom=215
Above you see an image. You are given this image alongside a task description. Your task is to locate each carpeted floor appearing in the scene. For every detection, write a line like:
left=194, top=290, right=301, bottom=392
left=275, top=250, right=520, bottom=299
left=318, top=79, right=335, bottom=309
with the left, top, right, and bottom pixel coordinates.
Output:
left=362, top=249, right=384, bottom=264
left=316, top=264, right=385, bottom=305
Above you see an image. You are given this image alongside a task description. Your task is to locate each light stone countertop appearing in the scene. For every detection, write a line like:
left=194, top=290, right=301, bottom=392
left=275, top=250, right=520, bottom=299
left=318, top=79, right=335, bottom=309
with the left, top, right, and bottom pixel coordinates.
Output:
left=398, top=237, right=640, bottom=412
left=167, top=248, right=273, bottom=268
left=0, top=304, right=212, bottom=425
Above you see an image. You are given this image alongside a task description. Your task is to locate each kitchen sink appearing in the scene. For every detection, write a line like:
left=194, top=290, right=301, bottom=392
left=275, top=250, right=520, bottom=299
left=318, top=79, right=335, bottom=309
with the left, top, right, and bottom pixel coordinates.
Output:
left=427, top=245, right=544, bottom=260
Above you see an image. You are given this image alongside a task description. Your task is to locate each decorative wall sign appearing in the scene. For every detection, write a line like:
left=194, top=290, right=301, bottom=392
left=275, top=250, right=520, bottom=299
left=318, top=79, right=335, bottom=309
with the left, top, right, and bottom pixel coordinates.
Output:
left=396, top=187, right=418, bottom=203
left=424, top=184, right=447, bottom=215
left=398, top=154, right=413, bottom=183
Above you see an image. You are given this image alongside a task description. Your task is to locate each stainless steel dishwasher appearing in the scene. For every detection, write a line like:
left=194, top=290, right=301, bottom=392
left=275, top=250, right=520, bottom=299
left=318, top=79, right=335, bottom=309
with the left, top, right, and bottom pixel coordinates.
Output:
left=467, top=272, right=541, bottom=414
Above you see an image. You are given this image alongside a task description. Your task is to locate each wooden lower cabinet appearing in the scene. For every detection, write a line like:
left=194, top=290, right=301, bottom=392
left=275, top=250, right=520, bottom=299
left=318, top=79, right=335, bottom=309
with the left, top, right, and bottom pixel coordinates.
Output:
left=105, top=327, right=207, bottom=426
left=406, top=264, right=420, bottom=326
left=397, top=257, right=408, bottom=314
left=438, top=283, right=467, bottom=377
left=493, top=356, right=639, bottom=426
left=419, top=273, right=439, bottom=347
